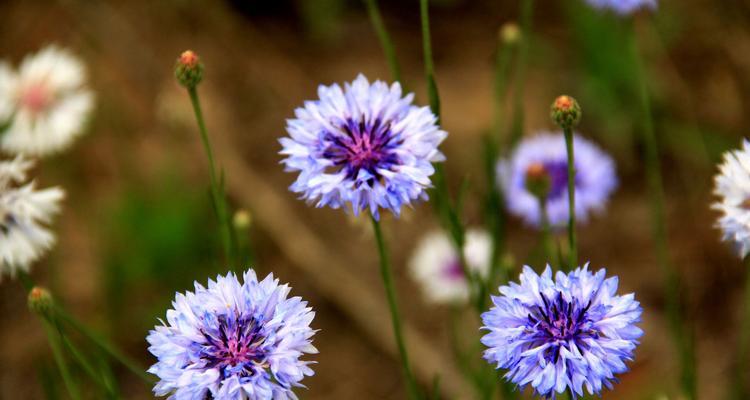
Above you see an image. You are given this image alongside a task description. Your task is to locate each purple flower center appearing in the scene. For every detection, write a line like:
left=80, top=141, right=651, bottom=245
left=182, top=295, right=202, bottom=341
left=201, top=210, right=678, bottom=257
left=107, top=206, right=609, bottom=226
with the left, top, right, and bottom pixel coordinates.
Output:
left=442, top=259, right=465, bottom=281
left=200, top=313, right=267, bottom=378
left=321, top=118, right=402, bottom=186
left=527, top=292, right=596, bottom=361
left=535, top=161, right=575, bottom=200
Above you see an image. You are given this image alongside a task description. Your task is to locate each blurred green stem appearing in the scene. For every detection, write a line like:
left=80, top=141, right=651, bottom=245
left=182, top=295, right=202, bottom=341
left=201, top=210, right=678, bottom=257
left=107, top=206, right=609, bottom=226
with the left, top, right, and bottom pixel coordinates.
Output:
left=628, top=23, right=695, bottom=400
left=363, top=0, right=402, bottom=83
left=538, top=198, right=555, bottom=265
left=53, top=305, right=156, bottom=384
left=41, top=318, right=81, bottom=400
left=58, top=321, right=119, bottom=398
left=186, top=86, right=236, bottom=265
left=419, top=0, right=477, bottom=309
left=562, top=127, right=577, bottom=269
left=509, top=0, right=533, bottom=146
left=370, top=216, right=421, bottom=400
left=733, top=257, right=750, bottom=399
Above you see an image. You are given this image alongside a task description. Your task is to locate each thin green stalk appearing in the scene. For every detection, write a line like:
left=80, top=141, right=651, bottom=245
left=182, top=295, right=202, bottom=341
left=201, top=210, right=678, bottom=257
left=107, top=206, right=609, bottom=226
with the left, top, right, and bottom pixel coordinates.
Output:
left=370, top=216, right=421, bottom=400
left=628, top=24, right=695, bottom=400
left=732, top=257, right=750, bottom=399
left=186, top=86, right=235, bottom=265
left=538, top=199, right=555, bottom=264
left=509, top=0, right=534, bottom=146
left=492, top=38, right=515, bottom=141
left=363, top=0, right=402, bottom=83
left=562, top=127, right=577, bottom=269
left=58, top=321, right=118, bottom=398
left=420, top=0, right=441, bottom=121
left=53, top=305, right=155, bottom=384
left=42, top=318, right=81, bottom=400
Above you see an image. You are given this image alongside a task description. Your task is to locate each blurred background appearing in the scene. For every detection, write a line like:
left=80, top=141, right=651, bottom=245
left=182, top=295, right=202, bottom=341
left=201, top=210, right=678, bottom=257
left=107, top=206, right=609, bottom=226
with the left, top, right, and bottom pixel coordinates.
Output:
left=1, top=0, right=749, bottom=398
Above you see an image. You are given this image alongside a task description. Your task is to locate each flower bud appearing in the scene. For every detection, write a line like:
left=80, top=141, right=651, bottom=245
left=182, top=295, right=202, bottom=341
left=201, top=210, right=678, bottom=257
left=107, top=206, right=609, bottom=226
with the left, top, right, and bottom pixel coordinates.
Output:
left=550, top=95, right=581, bottom=129
left=233, top=209, right=252, bottom=230
left=174, top=50, right=204, bottom=88
left=28, top=286, right=53, bottom=316
left=499, top=22, right=520, bottom=45
left=525, top=162, right=551, bottom=200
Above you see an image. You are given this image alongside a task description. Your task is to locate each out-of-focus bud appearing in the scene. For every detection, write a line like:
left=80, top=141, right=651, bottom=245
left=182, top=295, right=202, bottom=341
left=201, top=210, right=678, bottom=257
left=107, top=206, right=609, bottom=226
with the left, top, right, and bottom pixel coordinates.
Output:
left=233, top=209, right=252, bottom=230
left=174, top=50, right=204, bottom=88
left=550, top=95, right=581, bottom=129
left=524, top=162, right=551, bottom=200
left=28, top=286, right=53, bottom=316
left=499, top=22, right=520, bottom=45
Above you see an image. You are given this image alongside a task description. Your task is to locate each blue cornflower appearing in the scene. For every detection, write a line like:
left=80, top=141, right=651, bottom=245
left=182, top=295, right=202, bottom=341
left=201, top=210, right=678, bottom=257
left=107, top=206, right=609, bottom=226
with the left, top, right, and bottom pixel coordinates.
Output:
left=481, top=265, right=643, bottom=398
left=585, top=0, right=656, bottom=15
left=279, top=74, right=446, bottom=219
left=498, top=132, right=617, bottom=228
left=147, top=270, right=317, bottom=399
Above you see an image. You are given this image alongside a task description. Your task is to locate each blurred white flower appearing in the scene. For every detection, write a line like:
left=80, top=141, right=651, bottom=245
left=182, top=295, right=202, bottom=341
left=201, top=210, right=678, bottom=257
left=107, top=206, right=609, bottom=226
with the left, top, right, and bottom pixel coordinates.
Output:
left=409, top=228, right=491, bottom=304
left=714, top=139, right=750, bottom=258
left=0, top=156, right=64, bottom=277
left=0, top=45, right=94, bottom=156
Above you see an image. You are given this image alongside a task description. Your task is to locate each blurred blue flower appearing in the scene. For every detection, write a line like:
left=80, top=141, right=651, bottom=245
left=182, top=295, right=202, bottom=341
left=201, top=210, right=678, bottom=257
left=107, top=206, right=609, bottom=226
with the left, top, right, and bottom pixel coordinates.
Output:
left=713, top=139, right=750, bottom=258
left=147, top=270, right=317, bottom=399
left=481, top=265, right=643, bottom=398
left=498, top=132, right=617, bottom=229
left=279, top=74, right=446, bottom=220
left=585, top=0, right=657, bottom=15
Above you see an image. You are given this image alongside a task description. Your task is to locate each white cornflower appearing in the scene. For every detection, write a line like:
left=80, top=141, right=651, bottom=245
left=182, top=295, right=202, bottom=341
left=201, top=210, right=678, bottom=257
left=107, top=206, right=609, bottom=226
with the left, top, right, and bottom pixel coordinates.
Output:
left=0, top=45, right=94, bottom=156
left=713, top=139, right=750, bottom=258
left=409, top=228, right=491, bottom=304
left=0, top=156, right=64, bottom=277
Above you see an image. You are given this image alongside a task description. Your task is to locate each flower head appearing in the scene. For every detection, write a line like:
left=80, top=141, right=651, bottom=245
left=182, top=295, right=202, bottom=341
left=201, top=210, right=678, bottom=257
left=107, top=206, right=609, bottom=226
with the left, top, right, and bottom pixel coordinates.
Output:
left=175, top=50, right=204, bottom=88
left=147, top=269, right=317, bottom=400
left=713, top=139, right=750, bottom=258
left=0, top=45, right=94, bottom=156
left=550, top=95, right=581, bottom=130
left=498, top=132, right=617, bottom=228
left=585, top=0, right=657, bottom=15
left=279, top=74, right=446, bottom=219
left=481, top=265, right=643, bottom=398
left=0, top=156, right=64, bottom=277
left=409, top=229, right=491, bottom=304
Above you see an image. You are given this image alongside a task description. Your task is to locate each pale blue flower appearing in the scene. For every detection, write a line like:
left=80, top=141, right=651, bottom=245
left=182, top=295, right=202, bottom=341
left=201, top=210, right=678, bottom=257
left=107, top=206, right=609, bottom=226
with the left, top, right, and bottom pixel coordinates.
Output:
left=586, top=0, right=656, bottom=15
left=481, top=265, right=643, bottom=398
left=147, top=270, right=317, bottom=399
left=279, top=74, right=446, bottom=219
left=498, top=132, right=617, bottom=228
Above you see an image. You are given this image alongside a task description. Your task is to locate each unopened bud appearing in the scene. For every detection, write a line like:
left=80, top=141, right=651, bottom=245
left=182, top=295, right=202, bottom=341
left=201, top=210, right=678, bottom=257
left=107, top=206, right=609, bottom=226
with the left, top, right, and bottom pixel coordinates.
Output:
left=233, top=209, right=252, bottom=230
left=550, top=95, right=581, bottom=129
left=525, top=162, right=551, bottom=200
left=28, top=286, right=53, bottom=316
left=499, top=22, right=520, bottom=45
left=174, top=50, right=204, bottom=88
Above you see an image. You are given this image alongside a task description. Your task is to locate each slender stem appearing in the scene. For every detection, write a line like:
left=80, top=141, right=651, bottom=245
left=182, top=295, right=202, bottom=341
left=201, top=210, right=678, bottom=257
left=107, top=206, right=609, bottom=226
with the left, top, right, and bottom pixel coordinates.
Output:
left=53, top=305, right=156, bottom=384
left=58, top=320, right=118, bottom=398
left=420, top=0, right=440, bottom=121
left=363, top=0, right=402, bottom=84
left=370, top=216, right=421, bottom=400
left=186, top=86, right=235, bottom=265
left=42, top=318, right=81, bottom=400
left=628, top=24, right=695, bottom=400
left=733, top=257, right=750, bottom=399
left=509, top=0, right=534, bottom=146
left=562, top=128, right=577, bottom=269
left=538, top=198, right=555, bottom=265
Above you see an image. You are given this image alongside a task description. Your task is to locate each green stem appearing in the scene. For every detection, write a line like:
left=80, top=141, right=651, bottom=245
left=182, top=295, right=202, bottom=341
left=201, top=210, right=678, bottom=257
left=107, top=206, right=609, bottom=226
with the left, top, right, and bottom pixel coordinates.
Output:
left=562, top=127, right=577, bottom=269
left=628, top=24, right=695, bottom=400
left=187, top=86, right=235, bottom=265
left=733, top=257, right=750, bottom=399
left=538, top=198, right=555, bottom=265
left=370, top=216, right=421, bottom=400
left=58, top=320, right=118, bottom=398
left=53, top=305, right=156, bottom=384
left=363, top=0, right=402, bottom=84
left=509, top=0, right=534, bottom=146
left=42, top=318, right=81, bottom=400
